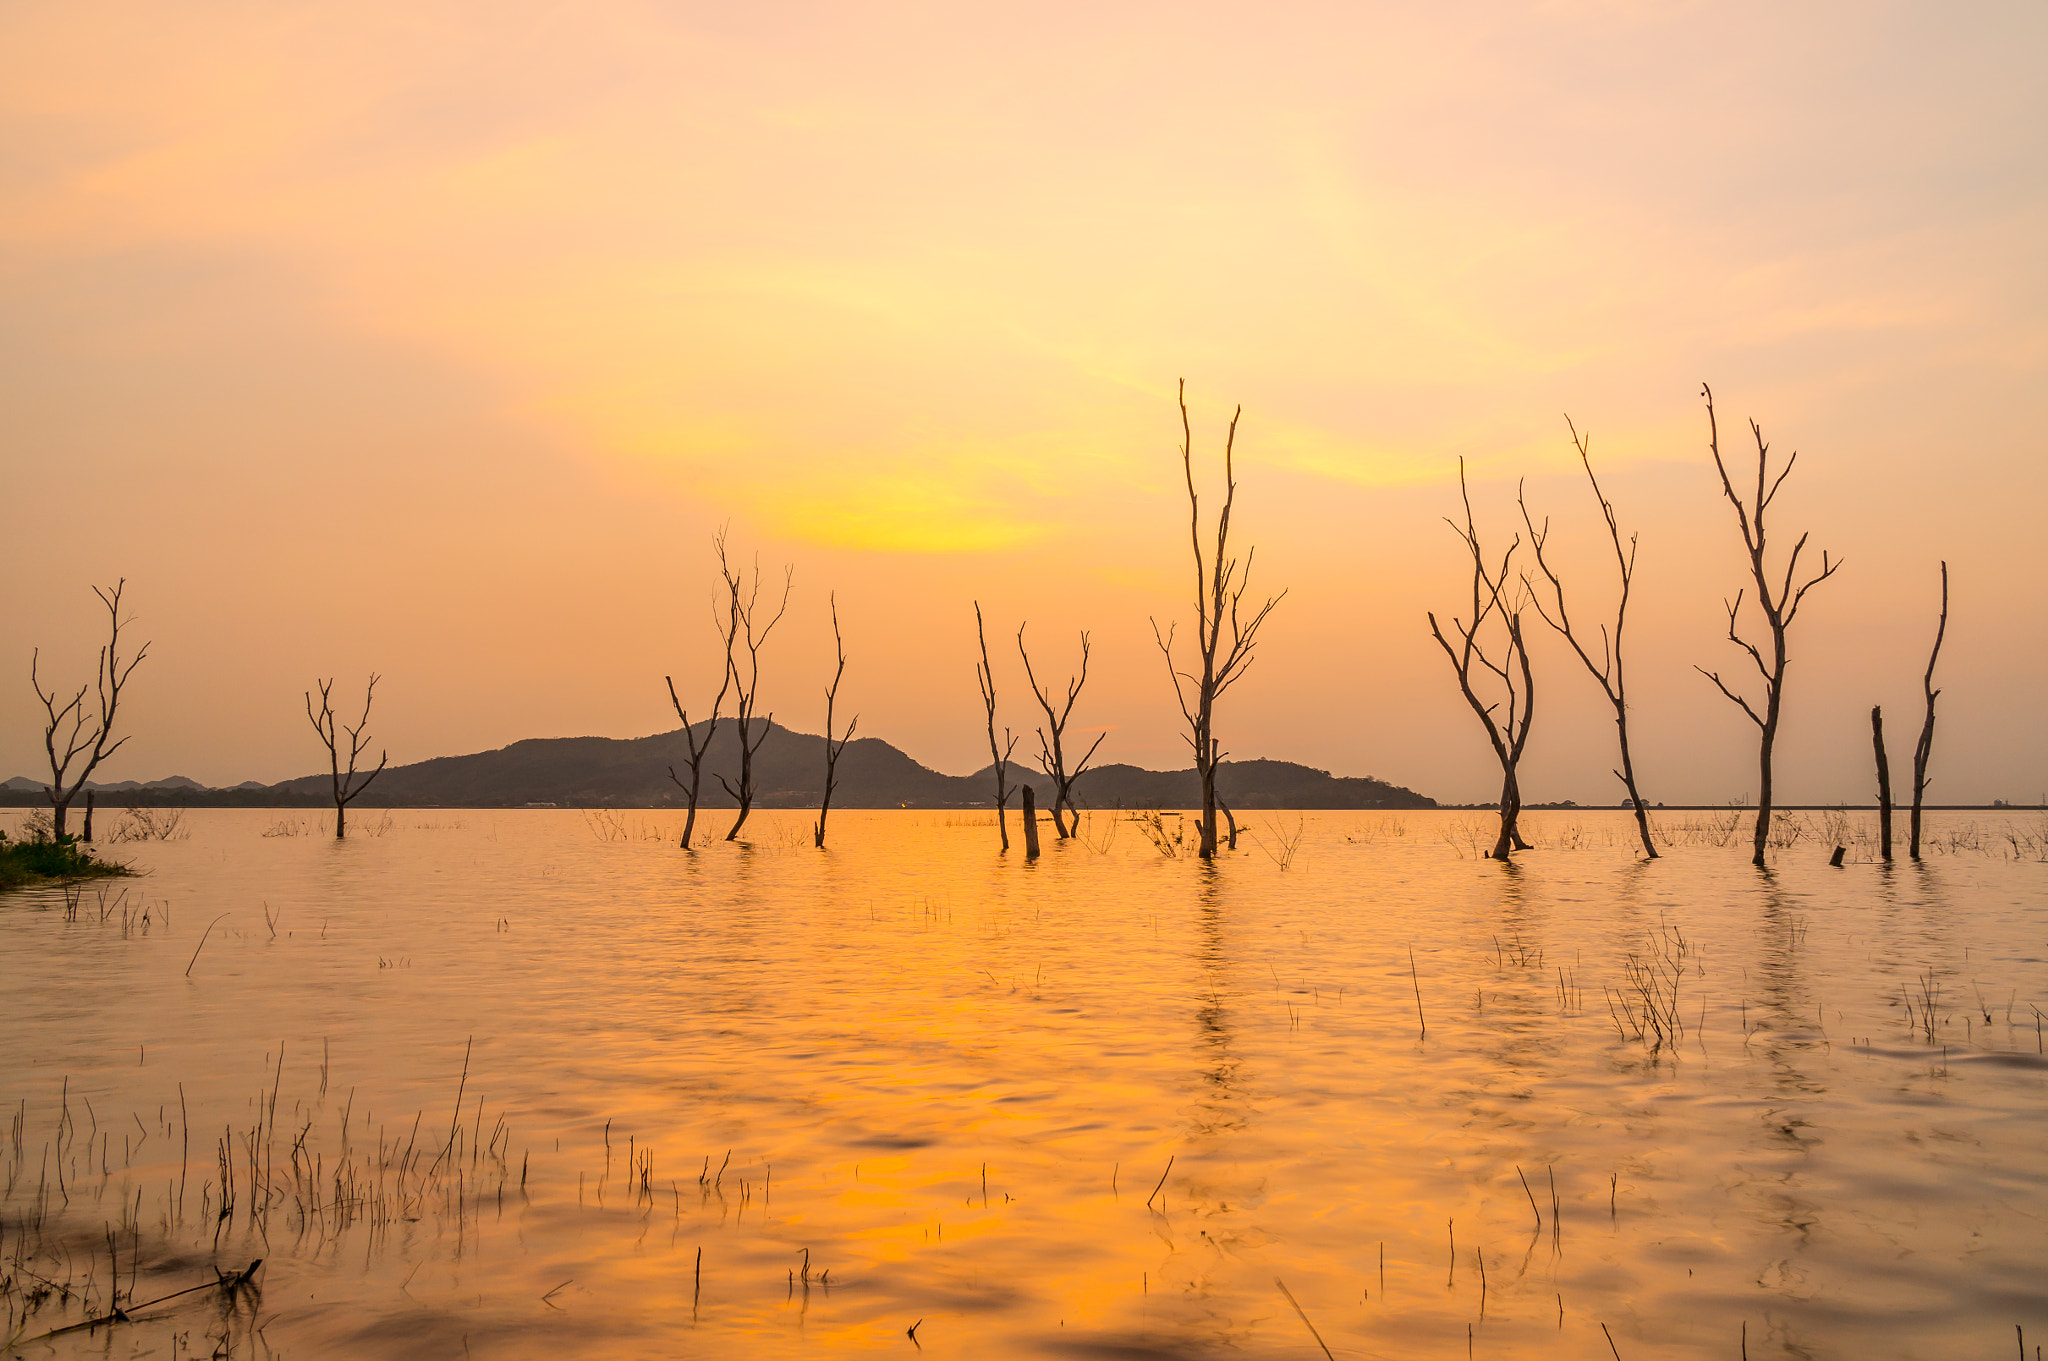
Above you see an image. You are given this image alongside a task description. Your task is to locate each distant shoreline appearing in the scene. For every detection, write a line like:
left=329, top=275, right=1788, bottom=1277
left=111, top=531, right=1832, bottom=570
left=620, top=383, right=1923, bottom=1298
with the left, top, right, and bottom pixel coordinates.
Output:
left=0, top=797, right=2037, bottom=813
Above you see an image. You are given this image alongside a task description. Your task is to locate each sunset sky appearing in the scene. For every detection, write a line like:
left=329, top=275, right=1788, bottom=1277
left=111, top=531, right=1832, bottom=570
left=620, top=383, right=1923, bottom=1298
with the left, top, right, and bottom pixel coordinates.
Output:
left=4, top=1, right=2044, bottom=805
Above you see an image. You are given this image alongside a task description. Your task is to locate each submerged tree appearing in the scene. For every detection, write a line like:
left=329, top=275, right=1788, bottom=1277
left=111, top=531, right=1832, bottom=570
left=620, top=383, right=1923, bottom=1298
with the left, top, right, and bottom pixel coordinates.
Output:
left=1151, top=381, right=1285, bottom=861
left=305, top=674, right=388, bottom=840
left=1871, top=705, right=1895, bottom=863
left=973, top=602, right=1020, bottom=851
left=664, top=580, right=737, bottom=850
left=1695, top=384, right=1842, bottom=867
left=1519, top=418, right=1657, bottom=858
left=1429, top=461, right=1534, bottom=860
left=1910, top=561, right=1949, bottom=860
left=814, top=594, right=858, bottom=848
left=1018, top=624, right=1106, bottom=840
left=713, top=531, right=794, bottom=841
left=32, top=579, right=149, bottom=841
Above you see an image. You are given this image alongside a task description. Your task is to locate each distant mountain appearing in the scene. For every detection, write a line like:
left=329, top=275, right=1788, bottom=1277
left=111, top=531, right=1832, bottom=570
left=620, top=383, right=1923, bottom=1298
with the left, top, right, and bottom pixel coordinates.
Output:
left=1065, top=758, right=1433, bottom=811
left=1, top=722, right=1434, bottom=810
left=2, top=774, right=209, bottom=794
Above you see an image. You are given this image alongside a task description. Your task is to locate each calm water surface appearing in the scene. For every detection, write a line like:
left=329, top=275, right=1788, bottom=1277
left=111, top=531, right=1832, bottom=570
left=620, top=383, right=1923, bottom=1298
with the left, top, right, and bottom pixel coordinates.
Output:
left=2, top=808, right=2045, bottom=1359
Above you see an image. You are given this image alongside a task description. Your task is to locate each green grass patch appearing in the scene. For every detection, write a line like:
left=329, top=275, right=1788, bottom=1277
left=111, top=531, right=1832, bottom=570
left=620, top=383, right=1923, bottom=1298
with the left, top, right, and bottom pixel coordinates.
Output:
left=0, top=833, right=134, bottom=892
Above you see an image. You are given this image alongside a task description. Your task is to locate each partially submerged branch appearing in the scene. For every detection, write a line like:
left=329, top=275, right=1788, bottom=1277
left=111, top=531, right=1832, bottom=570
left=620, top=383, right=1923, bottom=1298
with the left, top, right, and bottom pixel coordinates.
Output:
left=305, top=675, right=387, bottom=840
left=1910, top=561, right=1949, bottom=860
left=1694, top=383, right=1841, bottom=866
left=1519, top=417, right=1656, bottom=857
left=974, top=603, right=1020, bottom=851
left=1429, top=459, right=1533, bottom=859
left=1151, top=379, right=1285, bottom=860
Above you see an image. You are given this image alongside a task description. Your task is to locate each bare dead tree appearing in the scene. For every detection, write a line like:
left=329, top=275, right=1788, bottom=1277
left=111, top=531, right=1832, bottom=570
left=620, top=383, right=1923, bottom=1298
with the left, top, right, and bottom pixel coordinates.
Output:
left=713, top=531, right=794, bottom=841
left=1872, top=706, right=1894, bottom=863
left=1150, top=380, right=1285, bottom=860
left=1429, top=460, right=1534, bottom=860
left=974, top=602, right=1020, bottom=851
left=305, top=675, right=388, bottom=840
left=1018, top=624, right=1106, bottom=840
left=1910, top=561, right=1949, bottom=860
left=814, top=594, right=858, bottom=848
left=31, top=580, right=149, bottom=841
left=1519, top=418, right=1657, bottom=858
left=1694, top=384, right=1842, bottom=867
left=664, top=583, right=737, bottom=850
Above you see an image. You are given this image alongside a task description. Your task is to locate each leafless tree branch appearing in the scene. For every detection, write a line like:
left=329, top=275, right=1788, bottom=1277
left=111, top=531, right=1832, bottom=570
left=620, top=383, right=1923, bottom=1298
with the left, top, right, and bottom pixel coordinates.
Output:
left=31, top=580, right=150, bottom=841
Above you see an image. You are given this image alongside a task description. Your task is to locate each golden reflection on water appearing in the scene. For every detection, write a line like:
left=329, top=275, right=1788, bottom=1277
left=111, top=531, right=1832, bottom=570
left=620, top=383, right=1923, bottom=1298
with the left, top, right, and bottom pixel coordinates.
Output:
left=1, top=808, right=2045, bottom=1358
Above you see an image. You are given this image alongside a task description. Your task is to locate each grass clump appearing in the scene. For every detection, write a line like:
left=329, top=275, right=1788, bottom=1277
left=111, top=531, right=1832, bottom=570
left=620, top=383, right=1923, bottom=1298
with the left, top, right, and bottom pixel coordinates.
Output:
left=0, top=828, right=133, bottom=891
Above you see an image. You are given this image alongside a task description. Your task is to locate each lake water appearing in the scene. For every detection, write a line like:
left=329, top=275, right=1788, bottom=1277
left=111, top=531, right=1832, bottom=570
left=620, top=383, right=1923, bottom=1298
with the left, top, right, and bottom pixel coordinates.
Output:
left=3, top=807, right=2045, bottom=1359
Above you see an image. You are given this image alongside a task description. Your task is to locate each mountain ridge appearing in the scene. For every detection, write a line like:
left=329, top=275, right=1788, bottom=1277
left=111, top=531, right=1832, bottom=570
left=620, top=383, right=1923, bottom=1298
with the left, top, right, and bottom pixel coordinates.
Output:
left=1, top=722, right=1435, bottom=810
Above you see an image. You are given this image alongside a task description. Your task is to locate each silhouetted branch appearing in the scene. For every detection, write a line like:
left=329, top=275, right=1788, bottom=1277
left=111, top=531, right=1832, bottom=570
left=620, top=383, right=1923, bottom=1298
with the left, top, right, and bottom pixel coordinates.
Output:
left=31, top=580, right=149, bottom=840
left=664, top=572, right=738, bottom=850
left=1151, top=379, right=1285, bottom=859
left=305, top=674, right=386, bottom=840
left=1910, top=561, right=1948, bottom=860
left=714, top=527, right=794, bottom=841
left=973, top=602, right=1019, bottom=851
left=1698, top=383, right=1842, bottom=865
left=815, top=593, right=857, bottom=848
left=1019, top=624, right=1099, bottom=839
left=1429, top=458, right=1532, bottom=858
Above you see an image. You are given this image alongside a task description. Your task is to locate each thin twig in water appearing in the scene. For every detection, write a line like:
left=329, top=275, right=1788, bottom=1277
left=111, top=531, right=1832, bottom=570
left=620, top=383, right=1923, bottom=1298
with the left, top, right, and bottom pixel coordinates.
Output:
left=185, top=914, right=229, bottom=977
left=1409, top=945, right=1427, bottom=1038
left=1603, top=1321, right=1624, bottom=1359
left=1145, top=1155, right=1175, bottom=1210
left=1274, top=1278, right=1335, bottom=1360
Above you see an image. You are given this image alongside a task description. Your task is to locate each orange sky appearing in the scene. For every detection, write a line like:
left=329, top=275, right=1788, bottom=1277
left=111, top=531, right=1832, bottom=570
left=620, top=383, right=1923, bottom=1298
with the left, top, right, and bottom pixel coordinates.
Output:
left=4, top=1, right=2045, bottom=804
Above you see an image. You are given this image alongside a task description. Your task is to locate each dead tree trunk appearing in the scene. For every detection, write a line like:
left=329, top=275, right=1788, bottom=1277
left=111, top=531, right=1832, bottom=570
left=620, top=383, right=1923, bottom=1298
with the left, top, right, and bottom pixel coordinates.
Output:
left=814, top=594, right=858, bottom=849
left=665, top=567, right=740, bottom=850
left=1018, top=624, right=1106, bottom=840
left=711, top=530, right=793, bottom=841
left=1520, top=418, right=1657, bottom=858
left=1910, top=562, right=1949, bottom=861
left=32, top=580, right=149, bottom=841
left=1872, top=706, right=1894, bottom=863
left=974, top=603, right=1020, bottom=851
left=1695, top=384, right=1842, bottom=867
left=1021, top=784, right=1041, bottom=858
left=1429, top=460, right=1534, bottom=860
left=1150, top=380, right=1284, bottom=861
left=306, top=675, right=388, bottom=840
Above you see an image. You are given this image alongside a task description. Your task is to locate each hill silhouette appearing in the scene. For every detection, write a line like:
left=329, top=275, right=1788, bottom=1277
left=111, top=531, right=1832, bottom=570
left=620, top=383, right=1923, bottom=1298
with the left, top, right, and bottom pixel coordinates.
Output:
left=3, top=721, right=1434, bottom=810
